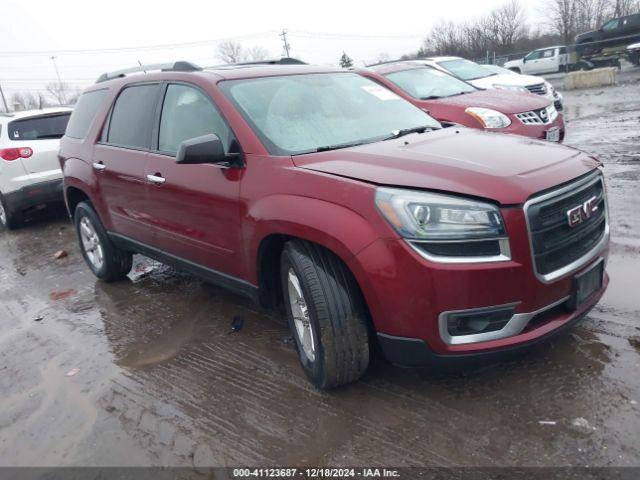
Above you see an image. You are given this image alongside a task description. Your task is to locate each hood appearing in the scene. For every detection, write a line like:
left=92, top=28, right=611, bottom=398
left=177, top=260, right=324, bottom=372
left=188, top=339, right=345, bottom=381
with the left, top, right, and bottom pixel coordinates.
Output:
left=470, top=73, right=545, bottom=89
left=575, top=30, right=596, bottom=42
left=292, top=128, right=599, bottom=205
left=423, top=89, right=549, bottom=114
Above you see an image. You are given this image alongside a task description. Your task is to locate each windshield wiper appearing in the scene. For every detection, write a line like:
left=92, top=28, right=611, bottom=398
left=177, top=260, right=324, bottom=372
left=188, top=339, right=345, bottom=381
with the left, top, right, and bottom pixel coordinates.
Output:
left=420, top=95, right=441, bottom=100
left=315, top=141, right=369, bottom=152
left=384, top=125, right=435, bottom=141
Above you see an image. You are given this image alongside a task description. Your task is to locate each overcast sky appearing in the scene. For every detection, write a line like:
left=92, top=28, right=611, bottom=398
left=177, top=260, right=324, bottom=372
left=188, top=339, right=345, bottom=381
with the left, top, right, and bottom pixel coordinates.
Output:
left=0, top=0, right=547, bottom=103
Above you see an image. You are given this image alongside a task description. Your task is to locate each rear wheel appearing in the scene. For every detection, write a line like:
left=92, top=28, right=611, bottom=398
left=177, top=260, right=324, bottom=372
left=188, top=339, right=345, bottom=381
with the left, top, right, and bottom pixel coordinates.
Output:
left=0, top=194, right=22, bottom=230
left=281, top=240, right=370, bottom=389
left=74, top=201, right=132, bottom=282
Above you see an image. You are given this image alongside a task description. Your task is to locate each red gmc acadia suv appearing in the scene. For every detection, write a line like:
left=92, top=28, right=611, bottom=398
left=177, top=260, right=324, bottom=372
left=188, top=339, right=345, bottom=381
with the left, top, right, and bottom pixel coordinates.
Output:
left=59, top=60, right=609, bottom=389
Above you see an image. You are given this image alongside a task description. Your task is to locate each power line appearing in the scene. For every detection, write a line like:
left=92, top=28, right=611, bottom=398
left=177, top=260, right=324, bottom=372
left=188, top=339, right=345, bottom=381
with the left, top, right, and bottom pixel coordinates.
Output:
left=0, top=31, right=278, bottom=57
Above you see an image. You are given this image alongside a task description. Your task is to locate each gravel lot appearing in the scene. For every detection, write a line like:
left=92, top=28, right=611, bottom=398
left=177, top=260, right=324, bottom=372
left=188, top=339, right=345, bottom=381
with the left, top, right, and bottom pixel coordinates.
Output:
left=1, top=81, right=639, bottom=469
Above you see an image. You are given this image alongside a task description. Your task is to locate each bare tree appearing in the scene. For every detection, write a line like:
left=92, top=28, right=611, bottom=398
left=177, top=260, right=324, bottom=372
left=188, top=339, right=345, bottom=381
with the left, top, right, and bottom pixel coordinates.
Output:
left=217, top=41, right=244, bottom=64
left=542, top=0, right=625, bottom=43
left=613, top=0, right=640, bottom=15
left=10, top=92, right=46, bottom=111
left=245, top=45, right=271, bottom=61
left=65, top=87, right=82, bottom=105
left=483, top=0, right=528, bottom=50
left=46, top=81, right=71, bottom=105
left=375, top=52, right=391, bottom=63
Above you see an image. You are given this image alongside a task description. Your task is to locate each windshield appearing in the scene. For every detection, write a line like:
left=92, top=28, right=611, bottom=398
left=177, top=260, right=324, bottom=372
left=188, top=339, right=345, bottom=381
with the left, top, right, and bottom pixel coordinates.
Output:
left=221, top=72, right=440, bottom=155
left=437, top=59, right=495, bottom=81
left=385, top=67, right=476, bottom=99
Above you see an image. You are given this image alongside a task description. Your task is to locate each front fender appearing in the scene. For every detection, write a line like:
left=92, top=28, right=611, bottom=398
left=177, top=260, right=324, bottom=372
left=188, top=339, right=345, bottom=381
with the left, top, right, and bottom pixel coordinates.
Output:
left=245, top=194, right=382, bottom=281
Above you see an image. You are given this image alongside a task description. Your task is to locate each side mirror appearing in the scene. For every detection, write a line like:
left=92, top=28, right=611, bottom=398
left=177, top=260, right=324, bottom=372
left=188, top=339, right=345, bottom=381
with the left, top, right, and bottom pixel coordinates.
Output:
left=523, top=57, right=527, bottom=63
left=176, top=134, right=242, bottom=167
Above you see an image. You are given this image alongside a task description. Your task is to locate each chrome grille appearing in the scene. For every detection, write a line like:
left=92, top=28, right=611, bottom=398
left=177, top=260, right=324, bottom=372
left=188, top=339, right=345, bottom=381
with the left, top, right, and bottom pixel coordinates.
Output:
left=516, top=104, right=558, bottom=125
left=525, top=173, right=608, bottom=283
left=525, top=83, right=548, bottom=95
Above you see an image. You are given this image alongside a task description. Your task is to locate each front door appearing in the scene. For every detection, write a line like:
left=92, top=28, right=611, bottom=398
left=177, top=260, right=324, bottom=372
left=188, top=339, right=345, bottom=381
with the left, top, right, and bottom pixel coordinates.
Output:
left=92, top=83, right=160, bottom=244
left=143, top=83, right=243, bottom=278
left=522, top=50, right=542, bottom=74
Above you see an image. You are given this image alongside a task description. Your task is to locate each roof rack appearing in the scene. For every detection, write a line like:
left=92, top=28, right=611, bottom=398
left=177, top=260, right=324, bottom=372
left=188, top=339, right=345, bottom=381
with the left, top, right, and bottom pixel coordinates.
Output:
left=95, top=61, right=202, bottom=83
left=205, top=57, right=307, bottom=69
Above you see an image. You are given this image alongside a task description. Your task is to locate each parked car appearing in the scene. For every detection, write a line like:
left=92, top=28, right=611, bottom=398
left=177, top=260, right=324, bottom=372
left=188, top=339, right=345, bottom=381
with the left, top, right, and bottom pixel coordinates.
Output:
left=359, top=62, right=564, bottom=142
left=575, top=13, right=640, bottom=54
left=0, top=107, right=72, bottom=229
left=60, top=61, right=609, bottom=389
left=421, top=56, right=564, bottom=110
left=504, top=46, right=569, bottom=74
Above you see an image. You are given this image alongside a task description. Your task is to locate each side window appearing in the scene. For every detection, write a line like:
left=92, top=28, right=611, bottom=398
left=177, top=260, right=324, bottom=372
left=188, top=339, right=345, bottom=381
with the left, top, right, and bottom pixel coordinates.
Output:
left=542, top=49, right=554, bottom=58
left=602, top=19, right=619, bottom=31
left=525, top=50, right=541, bottom=60
left=107, top=84, right=159, bottom=149
left=158, top=84, right=232, bottom=155
left=66, top=89, right=107, bottom=139
left=559, top=47, right=567, bottom=55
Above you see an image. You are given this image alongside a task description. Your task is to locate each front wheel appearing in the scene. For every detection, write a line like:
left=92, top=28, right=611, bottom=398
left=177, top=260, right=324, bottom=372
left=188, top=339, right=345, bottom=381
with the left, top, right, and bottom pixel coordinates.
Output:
left=74, top=201, right=132, bottom=282
left=281, top=240, right=370, bottom=389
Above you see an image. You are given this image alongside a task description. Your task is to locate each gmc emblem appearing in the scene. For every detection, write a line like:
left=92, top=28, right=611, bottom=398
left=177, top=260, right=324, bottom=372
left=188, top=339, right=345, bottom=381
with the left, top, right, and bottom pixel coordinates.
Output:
left=567, top=196, right=599, bottom=227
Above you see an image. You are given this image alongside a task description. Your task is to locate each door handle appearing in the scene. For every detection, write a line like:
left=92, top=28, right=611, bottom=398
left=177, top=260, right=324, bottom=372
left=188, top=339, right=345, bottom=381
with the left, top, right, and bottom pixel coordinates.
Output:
left=93, top=162, right=106, bottom=171
left=147, top=174, right=166, bottom=185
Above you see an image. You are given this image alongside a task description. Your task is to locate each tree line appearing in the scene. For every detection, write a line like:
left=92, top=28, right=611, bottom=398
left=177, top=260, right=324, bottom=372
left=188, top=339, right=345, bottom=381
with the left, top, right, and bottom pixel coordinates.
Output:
left=399, top=0, right=640, bottom=62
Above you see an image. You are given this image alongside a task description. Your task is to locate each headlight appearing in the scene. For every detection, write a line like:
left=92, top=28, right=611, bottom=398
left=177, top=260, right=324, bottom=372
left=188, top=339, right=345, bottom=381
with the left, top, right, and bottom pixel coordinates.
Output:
left=375, top=188, right=510, bottom=262
left=492, top=84, right=528, bottom=93
left=465, top=107, right=511, bottom=129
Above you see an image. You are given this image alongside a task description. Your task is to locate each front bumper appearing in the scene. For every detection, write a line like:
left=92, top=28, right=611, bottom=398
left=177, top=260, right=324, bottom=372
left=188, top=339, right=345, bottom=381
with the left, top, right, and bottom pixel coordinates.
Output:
left=3, top=178, right=64, bottom=213
left=376, top=272, right=607, bottom=367
left=347, top=204, right=609, bottom=363
left=503, top=113, right=565, bottom=142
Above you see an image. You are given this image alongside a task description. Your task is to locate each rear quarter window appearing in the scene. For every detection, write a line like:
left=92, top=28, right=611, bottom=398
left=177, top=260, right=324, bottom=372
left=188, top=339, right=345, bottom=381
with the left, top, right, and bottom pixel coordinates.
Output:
left=65, top=89, right=108, bottom=139
left=8, top=113, right=70, bottom=141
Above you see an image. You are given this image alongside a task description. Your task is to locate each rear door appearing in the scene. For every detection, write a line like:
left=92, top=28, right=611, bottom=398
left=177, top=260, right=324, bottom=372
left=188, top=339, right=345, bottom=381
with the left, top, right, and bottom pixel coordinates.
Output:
left=92, top=83, right=160, bottom=244
left=7, top=112, right=70, bottom=179
left=143, top=82, right=243, bottom=277
left=536, top=48, right=559, bottom=74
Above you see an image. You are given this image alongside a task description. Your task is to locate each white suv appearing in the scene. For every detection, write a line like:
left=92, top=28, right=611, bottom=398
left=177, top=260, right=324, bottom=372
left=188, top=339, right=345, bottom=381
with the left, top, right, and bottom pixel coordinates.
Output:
left=0, top=108, right=72, bottom=229
left=419, top=56, right=563, bottom=111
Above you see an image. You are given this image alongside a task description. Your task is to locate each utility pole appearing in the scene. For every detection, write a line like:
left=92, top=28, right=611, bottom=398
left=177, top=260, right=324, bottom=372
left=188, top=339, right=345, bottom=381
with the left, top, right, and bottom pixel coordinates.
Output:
left=50, top=55, right=67, bottom=104
left=0, top=82, right=8, bottom=112
left=280, top=29, right=291, bottom=58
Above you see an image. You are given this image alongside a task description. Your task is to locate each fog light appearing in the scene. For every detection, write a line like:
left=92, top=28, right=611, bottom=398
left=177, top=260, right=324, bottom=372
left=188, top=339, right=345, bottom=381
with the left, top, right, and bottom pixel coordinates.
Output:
left=446, top=306, right=515, bottom=336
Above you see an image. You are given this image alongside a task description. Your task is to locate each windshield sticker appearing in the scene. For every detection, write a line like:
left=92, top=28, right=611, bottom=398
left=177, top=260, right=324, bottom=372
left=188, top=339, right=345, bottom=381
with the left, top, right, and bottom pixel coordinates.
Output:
left=361, top=85, right=400, bottom=101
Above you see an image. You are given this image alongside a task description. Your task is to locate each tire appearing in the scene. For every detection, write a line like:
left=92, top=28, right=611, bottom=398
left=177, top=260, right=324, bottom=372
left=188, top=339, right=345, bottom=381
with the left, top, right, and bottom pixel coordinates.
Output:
left=0, top=194, right=22, bottom=230
left=280, top=240, right=370, bottom=389
left=74, top=201, right=132, bottom=282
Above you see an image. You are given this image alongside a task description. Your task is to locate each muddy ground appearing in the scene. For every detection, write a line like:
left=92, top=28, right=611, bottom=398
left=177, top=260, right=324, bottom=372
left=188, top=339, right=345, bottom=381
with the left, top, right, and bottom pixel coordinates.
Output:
left=1, top=82, right=639, bottom=469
